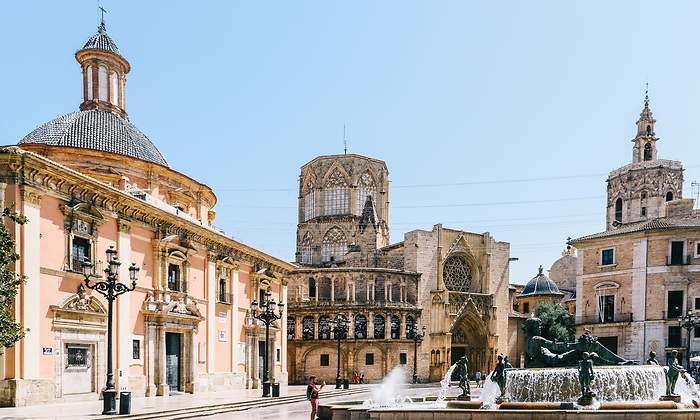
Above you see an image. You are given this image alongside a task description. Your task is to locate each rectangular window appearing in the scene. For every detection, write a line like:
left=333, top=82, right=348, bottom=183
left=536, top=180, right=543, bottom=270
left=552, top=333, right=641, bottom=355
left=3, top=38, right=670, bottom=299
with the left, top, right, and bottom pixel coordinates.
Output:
left=66, top=345, right=89, bottom=367
left=365, top=353, right=374, bottom=365
left=71, top=236, right=91, bottom=271
left=132, top=339, right=141, bottom=360
left=668, top=325, right=682, bottom=348
left=695, top=326, right=700, bottom=339
left=167, top=264, right=180, bottom=291
left=667, top=290, right=684, bottom=319
left=523, top=302, right=530, bottom=314
left=320, top=354, right=329, bottom=366
left=695, top=297, right=700, bottom=311
left=696, top=242, right=700, bottom=258
left=641, top=207, right=647, bottom=216
left=670, top=241, right=685, bottom=265
left=599, top=295, right=615, bottom=322
left=218, top=279, right=228, bottom=303
left=276, top=348, right=281, bottom=362
left=399, top=353, right=407, bottom=365
left=601, top=248, right=615, bottom=266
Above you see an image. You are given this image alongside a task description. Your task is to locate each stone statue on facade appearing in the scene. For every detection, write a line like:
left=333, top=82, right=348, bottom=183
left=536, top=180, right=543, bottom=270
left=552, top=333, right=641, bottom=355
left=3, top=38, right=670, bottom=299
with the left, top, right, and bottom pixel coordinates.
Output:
left=490, top=354, right=509, bottom=402
left=647, top=351, right=659, bottom=365
left=577, top=351, right=597, bottom=406
left=662, top=350, right=686, bottom=402
left=67, top=284, right=91, bottom=311
left=523, top=316, right=637, bottom=367
left=455, top=355, right=471, bottom=401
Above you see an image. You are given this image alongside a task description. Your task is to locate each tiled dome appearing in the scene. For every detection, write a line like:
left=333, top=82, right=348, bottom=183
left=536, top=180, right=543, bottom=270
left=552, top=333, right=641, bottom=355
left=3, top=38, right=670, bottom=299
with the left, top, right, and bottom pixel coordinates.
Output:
left=80, top=22, right=121, bottom=55
left=19, top=109, right=168, bottom=166
left=521, top=266, right=563, bottom=296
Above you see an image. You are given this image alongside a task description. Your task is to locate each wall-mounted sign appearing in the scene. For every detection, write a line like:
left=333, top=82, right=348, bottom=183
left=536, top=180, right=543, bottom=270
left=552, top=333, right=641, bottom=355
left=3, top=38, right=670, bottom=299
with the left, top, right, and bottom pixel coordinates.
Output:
left=218, top=330, right=226, bottom=342
left=42, top=347, right=53, bottom=355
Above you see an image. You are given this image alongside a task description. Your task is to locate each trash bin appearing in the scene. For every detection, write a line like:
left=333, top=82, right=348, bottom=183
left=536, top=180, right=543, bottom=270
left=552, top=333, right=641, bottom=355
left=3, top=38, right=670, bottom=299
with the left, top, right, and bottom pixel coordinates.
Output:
left=263, top=382, right=272, bottom=397
left=343, top=379, right=349, bottom=389
left=119, top=391, right=131, bottom=415
left=335, top=378, right=342, bottom=389
left=272, top=383, right=280, bottom=397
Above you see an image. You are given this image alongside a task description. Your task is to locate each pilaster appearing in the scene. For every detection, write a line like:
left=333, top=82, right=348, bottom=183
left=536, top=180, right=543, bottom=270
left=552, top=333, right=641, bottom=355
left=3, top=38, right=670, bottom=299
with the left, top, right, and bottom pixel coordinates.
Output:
left=20, top=187, right=41, bottom=379
left=206, top=253, right=216, bottom=373
left=116, top=219, right=132, bottom=391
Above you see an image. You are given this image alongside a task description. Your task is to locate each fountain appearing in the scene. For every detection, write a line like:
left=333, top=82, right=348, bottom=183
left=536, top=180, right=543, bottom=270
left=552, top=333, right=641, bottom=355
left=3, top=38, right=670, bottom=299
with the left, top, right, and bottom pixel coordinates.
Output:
left=318, top=322, right=700, bottom=419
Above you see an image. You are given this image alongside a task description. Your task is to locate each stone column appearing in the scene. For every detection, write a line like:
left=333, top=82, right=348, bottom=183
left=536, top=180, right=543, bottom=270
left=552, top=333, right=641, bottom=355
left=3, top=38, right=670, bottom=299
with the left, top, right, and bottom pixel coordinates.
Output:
left=331, top=277, right=335, bottom=303
left=20, top=187, right=41, bottom=379
left=145, top=324, right=157, bottom=396
left=156, top=326, right=168, bottom=395
left=280, top=282, right=288, bottom=386
left=117, top=219, right=132, bottom=392
left=206, top=254, right=216, bottom=374
left=230, top=265, right=240, bottom=372
left=368, top=312, right=374, bottom=339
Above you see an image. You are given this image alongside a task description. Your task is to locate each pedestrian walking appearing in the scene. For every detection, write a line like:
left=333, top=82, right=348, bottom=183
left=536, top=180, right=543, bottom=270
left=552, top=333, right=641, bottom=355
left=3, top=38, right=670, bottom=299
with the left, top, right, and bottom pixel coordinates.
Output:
left=307, top=376, right=325, bottom=420
left=475, top=370, right=481, bottom=388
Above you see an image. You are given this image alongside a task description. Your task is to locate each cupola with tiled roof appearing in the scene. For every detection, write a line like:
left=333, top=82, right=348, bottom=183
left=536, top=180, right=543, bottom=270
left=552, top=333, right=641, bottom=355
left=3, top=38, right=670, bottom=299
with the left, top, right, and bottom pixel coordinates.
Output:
left=520, top=266, right=564, bottom=297
left=18, top=15, right=169, bottom=167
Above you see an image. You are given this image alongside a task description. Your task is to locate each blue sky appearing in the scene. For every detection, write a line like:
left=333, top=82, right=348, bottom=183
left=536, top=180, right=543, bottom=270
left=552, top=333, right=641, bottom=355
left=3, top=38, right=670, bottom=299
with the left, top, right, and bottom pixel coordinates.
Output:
left=2, top=1, right=700, bottom=284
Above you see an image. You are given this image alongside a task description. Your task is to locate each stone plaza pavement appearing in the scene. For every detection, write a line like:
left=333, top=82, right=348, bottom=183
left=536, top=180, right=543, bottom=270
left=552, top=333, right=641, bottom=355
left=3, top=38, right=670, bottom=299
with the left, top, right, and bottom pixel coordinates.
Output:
left=0, top=385, right=372, bottom=420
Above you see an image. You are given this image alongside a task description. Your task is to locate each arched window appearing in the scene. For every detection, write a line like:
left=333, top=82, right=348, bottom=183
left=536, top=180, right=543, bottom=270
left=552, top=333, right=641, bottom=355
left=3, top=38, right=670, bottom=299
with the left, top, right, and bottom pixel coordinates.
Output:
left=322, top=227, right=347, bottom=262
left=443, top=255, right=473, bottom=292
left=98, top=66, right=108, bottom=101
left=354, top=314, right=367, bottom=339
left=86, top=65, right=93, bottom=100
left=318, top=278, right=332, bottom=301
left=324, top=169, right=349, bottom=215
left=334, top=315, right=348, bottom=339
left=614, top=198, right=623, bottom=222
left=300, top=232, right=313, bottom=264
left=308, top=278, right=316, bottom=300
left=406, top=316, right=416, bottom=339
left=302, top=316, right=315, bottom=340
left=374, top=315, right=385, bottom=339
left=390, top=315, right=400, bottom=339
left=391, top=282, right=401, bottom=302
left=356, top=172, right=377, bottom=215
left=109, top=71, right=119, bottom=106
left=303, top=178, right=316, bottom=221
left=318, top=315, right=331, bottom=339
left=643, top=143, right=652, bottom=161
left=641, top=191, right=647, bottom=200
left=666, top=191, right=674, bottom=202
left=646, top=125, right=652, bottom=135
left=287, top=316, right=296, bottom=340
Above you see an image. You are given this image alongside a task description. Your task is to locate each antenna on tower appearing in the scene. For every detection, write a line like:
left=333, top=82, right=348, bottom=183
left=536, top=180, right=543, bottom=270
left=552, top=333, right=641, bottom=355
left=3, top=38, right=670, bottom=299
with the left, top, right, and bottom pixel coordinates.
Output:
left=343, top=123, right=348, bottom=155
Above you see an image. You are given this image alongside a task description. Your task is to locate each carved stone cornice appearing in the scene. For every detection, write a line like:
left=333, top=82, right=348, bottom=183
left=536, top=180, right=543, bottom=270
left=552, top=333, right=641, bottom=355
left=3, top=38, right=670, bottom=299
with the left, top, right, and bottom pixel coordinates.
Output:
left=118, top=218, right=132, bottom=234
left=0, top=147, right=294, bottom=273
left=20, top=186, right=42, bottom=207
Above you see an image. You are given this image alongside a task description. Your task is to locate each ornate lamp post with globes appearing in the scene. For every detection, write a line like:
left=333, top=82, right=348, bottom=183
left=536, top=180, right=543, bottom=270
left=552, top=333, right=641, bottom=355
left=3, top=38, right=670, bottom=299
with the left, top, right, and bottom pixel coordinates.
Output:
left=81, top=246, right=140, bottom=415
left=332, top=315, right=349, bottom=389
left=408, top=323, right=426, bottom=384
left=678, top=309, right=700, bottom=369
left=251, top=290, right=284, bottom=397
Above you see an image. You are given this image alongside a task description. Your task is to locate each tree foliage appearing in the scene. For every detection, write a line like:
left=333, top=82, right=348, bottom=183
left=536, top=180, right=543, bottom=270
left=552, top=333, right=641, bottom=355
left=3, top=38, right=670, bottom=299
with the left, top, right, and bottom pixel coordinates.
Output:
left=533, top=300, right=575, bottom=342
left=0, top=207, right=27, bottom=348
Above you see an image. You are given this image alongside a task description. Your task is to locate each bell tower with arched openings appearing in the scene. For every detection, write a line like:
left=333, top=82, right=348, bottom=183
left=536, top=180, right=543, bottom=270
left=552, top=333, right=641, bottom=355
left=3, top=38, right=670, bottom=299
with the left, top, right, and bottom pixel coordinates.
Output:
left=605, top=93, right=684, bottom=229
left=295, top=154, right=390, bottom=266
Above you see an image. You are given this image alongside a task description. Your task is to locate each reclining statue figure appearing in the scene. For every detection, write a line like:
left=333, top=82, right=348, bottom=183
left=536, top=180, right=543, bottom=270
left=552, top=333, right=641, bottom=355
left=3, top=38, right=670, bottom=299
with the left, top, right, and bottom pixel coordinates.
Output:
left=523, top=316, right=637, bottom=368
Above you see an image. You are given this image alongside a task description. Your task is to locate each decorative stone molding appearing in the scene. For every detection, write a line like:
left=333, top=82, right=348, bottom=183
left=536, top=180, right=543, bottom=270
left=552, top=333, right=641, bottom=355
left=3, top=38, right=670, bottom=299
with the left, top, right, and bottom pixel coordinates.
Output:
left=20, top=187, right=42, bottom=207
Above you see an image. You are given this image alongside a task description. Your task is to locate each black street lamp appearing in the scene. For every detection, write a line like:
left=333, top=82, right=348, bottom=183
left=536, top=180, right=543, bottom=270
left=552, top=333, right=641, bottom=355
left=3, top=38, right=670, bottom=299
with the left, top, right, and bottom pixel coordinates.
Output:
left=332, top=315, right=349, bottom=389
left=408, top=323, right=426, bottom=384
left=251, top=291, right=284, bottom=397
left=81, top=246, right=140, bottom=415
left=679, top=309, right=700, bottom=369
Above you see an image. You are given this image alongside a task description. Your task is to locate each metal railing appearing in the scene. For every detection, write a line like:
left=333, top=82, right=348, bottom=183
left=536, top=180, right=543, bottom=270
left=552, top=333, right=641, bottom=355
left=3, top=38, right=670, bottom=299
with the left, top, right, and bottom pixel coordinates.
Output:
left=667, top=255, right=691, bottom=266
left=667, top=337, right=688, bottom=348
left=663, top=311, right=685, bottom=320
left=576, top=313, right=633, bottom=325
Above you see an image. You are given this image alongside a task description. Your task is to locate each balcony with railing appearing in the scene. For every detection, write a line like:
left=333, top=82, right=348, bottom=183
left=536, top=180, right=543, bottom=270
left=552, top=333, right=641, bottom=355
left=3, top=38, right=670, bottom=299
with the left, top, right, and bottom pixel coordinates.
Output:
left=662, top=311, right=685, bottom=320
left=667, top=255, right=691, bottom=266
left=576, top=312, right=633, bottom=325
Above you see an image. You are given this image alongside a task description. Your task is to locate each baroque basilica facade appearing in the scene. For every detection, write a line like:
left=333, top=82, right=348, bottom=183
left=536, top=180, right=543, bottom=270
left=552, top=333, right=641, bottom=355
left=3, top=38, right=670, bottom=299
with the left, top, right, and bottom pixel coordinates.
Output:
left=286, top=154, right=525, bottom=383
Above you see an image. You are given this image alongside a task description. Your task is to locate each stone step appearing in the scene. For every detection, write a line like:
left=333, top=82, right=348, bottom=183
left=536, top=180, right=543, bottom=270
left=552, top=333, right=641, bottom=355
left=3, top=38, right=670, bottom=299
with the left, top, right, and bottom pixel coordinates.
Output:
left=97, top=388, right=367, bottom=420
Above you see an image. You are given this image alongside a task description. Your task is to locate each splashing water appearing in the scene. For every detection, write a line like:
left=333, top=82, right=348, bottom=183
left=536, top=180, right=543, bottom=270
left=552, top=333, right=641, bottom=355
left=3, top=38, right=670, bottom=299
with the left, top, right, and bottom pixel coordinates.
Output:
left=478, top=365, right=700, bottom=405
left=363, top=366, right=410, bottom=408
left=436, top=363, right=457, bottom=402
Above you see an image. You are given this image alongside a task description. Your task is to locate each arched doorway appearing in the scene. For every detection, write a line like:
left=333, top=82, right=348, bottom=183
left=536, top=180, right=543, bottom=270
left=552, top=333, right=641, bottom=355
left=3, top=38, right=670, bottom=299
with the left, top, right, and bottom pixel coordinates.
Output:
left=450, top=311, right=490, bottom=379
